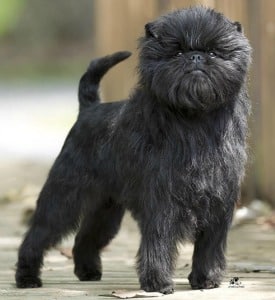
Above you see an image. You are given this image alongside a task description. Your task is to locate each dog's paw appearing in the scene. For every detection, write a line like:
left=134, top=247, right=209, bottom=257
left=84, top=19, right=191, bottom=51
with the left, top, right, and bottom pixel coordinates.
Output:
left=190, top=279, right=219, bottom=290
left=142, top=284, right=174, bottom=295
left=159, top=285, right=174, bottom=294
left=188, top=272, right=220, bottom=290
left=74, top=267, right=102, bottom=281
left=141, top=277, right=174, bottom=295
left=16, top=276, right=42, bottom=288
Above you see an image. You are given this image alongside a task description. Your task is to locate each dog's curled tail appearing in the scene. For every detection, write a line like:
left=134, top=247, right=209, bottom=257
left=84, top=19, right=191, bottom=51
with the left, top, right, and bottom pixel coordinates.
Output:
left=78, top=51, right=132, bottom=110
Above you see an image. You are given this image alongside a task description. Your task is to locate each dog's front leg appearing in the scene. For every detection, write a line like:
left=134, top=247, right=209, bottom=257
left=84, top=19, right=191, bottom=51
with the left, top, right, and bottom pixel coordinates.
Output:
left=136, top=215, right=178, bottom=294
left=188, top=207, right=233, bottom=290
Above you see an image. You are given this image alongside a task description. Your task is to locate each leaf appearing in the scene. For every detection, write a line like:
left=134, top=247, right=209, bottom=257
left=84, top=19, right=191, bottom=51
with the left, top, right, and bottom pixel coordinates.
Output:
left=111, top=290, right=163, bottom=299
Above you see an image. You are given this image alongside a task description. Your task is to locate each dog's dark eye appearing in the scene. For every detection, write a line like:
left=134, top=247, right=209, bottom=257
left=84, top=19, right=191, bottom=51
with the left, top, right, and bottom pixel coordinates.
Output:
left=176, top=51, right=183, bottom=57
left=208, top=51, right=217, bottom=58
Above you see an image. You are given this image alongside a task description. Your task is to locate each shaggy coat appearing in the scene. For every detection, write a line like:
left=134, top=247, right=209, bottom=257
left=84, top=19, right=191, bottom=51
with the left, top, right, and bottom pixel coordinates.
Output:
left=16, top=6, right=251, bottom=294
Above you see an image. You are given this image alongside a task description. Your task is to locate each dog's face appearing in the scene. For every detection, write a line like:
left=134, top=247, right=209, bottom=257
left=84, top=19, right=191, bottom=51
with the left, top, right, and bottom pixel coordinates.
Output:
left=138, top=7, right=251, bottom=111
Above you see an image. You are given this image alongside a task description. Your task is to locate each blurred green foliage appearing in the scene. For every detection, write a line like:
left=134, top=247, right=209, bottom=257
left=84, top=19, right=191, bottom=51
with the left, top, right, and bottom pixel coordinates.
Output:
left=0, top=0, right=94, bottom=81
left=0, top=0, right=25, bottom=36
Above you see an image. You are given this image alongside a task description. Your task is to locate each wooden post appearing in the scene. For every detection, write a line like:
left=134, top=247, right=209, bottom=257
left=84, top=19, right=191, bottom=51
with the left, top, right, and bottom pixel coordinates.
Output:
left=256, top=0, right=275, bottom=204
left=94, top=0, right=159, bottom=101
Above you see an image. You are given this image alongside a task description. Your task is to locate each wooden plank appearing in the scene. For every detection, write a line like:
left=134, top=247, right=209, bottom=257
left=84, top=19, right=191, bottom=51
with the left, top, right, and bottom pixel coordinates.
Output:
left=258, top=0, right=275, bottom=204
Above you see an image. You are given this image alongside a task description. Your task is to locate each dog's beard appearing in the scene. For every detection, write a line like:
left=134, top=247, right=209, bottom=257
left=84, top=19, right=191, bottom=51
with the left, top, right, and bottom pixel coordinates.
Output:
left=172, top=72, right=219, bottom=111
left=153, top=64, right=219, bottom=111
left=139, top=54, right=246, bottom=112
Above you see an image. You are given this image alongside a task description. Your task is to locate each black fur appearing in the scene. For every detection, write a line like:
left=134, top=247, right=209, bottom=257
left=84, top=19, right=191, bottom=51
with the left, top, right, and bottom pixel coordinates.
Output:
left=15, top=6, right=251, bottom=294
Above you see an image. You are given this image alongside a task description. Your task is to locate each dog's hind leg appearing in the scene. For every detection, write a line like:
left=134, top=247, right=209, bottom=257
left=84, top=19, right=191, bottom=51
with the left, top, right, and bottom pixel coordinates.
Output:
left=73, top=198, right=125, bottom=281
left=15, top=178, right=83, bottom=288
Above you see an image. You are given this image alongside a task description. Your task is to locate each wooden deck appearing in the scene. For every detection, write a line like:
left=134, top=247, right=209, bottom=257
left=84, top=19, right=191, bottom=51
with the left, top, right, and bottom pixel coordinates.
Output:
left=0, top=201, right=274, bottom=300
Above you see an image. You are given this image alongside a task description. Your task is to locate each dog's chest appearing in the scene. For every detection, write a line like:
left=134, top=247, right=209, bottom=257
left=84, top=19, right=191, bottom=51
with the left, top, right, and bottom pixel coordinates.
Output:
left=114, top=104, right=245, bottom=202
left=122, top=124, right=232, bottom=186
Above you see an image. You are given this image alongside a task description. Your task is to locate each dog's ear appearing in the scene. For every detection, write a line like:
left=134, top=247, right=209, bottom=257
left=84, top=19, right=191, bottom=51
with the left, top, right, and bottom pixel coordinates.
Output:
left=233, top=21, right=242, bottom=33
left=145, top=22, right=159, bottom=39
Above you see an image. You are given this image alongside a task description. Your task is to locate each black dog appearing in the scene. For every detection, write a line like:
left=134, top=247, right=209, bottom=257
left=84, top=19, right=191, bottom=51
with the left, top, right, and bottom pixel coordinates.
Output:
left=16, top=6, right=251, bottom=294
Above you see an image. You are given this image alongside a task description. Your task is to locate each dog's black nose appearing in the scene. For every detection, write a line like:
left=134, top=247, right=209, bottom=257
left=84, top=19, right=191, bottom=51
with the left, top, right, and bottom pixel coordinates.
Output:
left=190, top=54, right=204, bottom=63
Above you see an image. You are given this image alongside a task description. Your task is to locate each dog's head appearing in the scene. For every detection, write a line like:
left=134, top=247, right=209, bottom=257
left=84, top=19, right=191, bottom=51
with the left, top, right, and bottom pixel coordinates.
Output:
left=138, top=6, right=251, bottom=112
